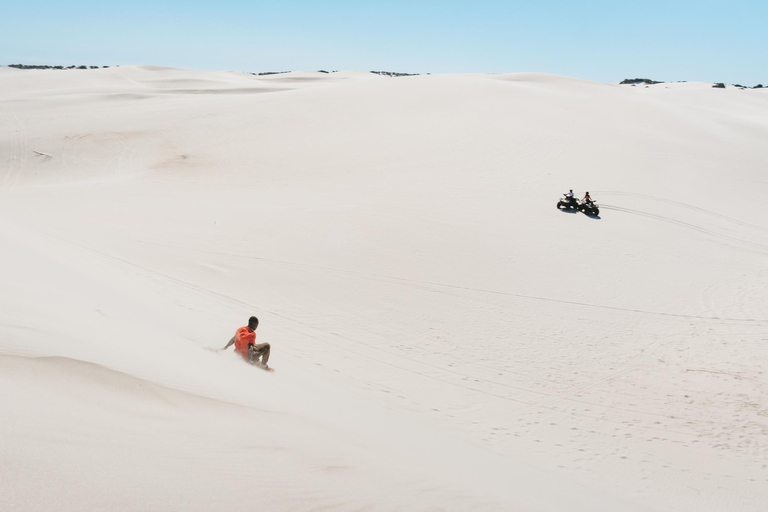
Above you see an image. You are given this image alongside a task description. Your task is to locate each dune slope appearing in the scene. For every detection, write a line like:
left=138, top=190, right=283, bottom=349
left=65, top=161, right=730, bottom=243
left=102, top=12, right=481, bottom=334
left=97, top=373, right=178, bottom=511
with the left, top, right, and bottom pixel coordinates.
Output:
left=2, top=67, right=768, bottom=511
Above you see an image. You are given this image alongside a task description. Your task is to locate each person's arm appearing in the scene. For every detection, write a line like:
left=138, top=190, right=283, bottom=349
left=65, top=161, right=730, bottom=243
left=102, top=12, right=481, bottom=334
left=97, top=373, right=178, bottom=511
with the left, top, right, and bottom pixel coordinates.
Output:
left=222, top=336, right=235, bottom=350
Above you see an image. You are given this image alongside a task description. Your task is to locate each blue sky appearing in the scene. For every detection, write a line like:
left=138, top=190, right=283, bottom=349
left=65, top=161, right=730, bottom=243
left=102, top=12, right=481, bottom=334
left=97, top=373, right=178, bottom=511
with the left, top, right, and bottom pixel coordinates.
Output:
left=2, top=0, right=766, bottom=84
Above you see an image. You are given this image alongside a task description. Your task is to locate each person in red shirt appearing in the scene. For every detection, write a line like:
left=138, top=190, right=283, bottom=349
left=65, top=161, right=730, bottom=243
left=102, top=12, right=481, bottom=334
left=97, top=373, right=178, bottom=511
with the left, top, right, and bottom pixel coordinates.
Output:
left=222, top=316, right=271, bottom=370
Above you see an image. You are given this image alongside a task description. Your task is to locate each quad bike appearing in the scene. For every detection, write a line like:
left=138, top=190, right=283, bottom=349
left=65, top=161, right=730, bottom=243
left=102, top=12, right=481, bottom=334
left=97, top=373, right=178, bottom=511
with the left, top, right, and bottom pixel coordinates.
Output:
left=557, top=195, right=580, bottom=211
left=579, top=199, right=600, bottom=216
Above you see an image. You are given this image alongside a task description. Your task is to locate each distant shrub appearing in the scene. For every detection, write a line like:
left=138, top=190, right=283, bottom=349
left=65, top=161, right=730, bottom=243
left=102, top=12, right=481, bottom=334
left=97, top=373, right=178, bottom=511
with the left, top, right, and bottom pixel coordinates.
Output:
left=712, top=83, right=726, bottom=88
left=754, top=84, right=763, bottom=89
left=7, top=63, right=105, bottom=70
left=620, top=78, right=663, bottom=85
left=370, top=70, right=419, bottom=77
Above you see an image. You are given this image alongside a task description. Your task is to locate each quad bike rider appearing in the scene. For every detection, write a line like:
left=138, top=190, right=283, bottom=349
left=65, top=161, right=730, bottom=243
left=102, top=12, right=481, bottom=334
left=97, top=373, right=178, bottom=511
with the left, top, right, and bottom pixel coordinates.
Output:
left=557, top=189, right=580, bottom=210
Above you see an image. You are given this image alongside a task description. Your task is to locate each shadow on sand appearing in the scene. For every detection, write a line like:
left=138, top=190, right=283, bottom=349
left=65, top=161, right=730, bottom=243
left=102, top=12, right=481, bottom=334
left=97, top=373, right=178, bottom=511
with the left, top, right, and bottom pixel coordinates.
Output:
left=558, top=208, right=601, bottom=219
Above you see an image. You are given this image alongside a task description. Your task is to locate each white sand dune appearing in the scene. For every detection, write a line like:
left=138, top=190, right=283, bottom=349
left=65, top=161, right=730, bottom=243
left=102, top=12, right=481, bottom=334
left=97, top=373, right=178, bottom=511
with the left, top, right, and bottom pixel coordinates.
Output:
left=1, top=66, right=767, bottom=511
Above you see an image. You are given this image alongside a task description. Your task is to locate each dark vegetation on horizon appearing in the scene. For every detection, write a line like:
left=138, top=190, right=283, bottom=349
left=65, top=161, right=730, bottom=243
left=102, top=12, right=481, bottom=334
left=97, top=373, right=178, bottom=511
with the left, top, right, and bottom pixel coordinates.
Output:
left=9, top=65, right=420, bottom=78
left=251, top=70, right=420, bottom=77
left=252, top=71, right=291, bottom=76
left=8, top=64, right=110, bottom=70
left=621, top=78, right=664, bottom=85
left=4, top=66, right=762, bottom=87
left=370, top=71, right=420, bottom=77
left=621, top=77, right=764, bottom=89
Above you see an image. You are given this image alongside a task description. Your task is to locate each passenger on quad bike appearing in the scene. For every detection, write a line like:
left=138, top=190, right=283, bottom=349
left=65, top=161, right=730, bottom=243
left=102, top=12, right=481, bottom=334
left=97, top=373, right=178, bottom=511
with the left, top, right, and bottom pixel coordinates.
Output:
left=579, top=192, right=600, bottom=216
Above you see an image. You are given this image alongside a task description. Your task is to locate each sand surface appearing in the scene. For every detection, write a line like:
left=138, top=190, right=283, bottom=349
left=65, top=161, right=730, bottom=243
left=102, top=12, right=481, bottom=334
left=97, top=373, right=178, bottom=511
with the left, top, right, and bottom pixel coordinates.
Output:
left=2, top=66, right=768, bottom=511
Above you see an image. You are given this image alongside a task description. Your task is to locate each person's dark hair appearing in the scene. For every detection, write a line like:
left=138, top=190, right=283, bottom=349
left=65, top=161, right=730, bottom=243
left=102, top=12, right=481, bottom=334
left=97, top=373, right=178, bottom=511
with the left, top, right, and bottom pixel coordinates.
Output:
left=248, top=316, right=259, bottom=329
